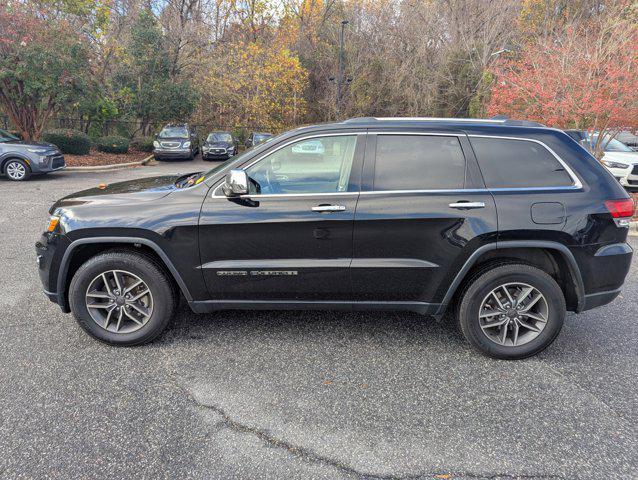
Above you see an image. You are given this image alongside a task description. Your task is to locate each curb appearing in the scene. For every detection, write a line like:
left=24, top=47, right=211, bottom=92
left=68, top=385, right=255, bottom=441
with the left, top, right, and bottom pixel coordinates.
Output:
left=628, top=221, right=638, bottom=237
left=64, top=154, right=154, bottom=172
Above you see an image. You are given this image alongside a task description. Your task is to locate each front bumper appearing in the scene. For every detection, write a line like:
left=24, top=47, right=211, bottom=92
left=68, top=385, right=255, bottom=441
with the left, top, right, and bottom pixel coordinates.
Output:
left=154, top=149, right=192, bottom=160
left=36, top=232, right=71, bottom=312
left=31, top=154, right=66, bottom=174
left=203, top=151, right=231, bottom=160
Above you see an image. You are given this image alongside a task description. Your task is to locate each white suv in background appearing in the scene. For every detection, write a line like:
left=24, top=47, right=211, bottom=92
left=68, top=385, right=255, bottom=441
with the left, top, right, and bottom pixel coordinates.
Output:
left=565, top=130, right=638, bottom=187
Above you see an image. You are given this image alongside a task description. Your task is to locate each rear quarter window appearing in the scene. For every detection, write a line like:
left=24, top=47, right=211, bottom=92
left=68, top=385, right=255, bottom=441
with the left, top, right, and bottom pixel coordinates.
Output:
left=470, top=137, right=574, bottom=188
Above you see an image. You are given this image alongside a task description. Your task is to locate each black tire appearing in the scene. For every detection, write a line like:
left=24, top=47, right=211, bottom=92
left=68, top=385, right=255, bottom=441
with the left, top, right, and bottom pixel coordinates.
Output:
left=69, top=250, right=178, bottom=346
left=457, top=263, right=565, bottom=360
left=4, top=158, right=31, bottom=181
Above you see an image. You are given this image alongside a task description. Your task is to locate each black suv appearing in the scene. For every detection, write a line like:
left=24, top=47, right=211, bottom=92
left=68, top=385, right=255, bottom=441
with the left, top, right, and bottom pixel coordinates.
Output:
left=202, top=131, right=236, bottom=161
left=36, top=118, right=633, bottom=359
left=245, top=131, right=273, bottom=148
left=153, top=124, right=199, bottom=160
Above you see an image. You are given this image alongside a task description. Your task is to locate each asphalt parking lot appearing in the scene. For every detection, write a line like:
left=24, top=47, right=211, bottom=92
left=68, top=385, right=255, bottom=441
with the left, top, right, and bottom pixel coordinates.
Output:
left=1, top=160, right=637, bottom=480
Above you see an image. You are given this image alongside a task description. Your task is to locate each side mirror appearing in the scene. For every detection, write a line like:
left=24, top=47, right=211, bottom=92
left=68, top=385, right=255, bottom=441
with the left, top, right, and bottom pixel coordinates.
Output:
left=222, top=169, right=249, bottom=197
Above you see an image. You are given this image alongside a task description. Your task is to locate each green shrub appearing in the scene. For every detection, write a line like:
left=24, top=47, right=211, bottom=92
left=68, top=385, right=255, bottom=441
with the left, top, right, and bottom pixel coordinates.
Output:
left=95, top=135, right=129, bottom=154
left=130, top=136, right=155, bottom=152
left=42, top=129, right=91, bottom=155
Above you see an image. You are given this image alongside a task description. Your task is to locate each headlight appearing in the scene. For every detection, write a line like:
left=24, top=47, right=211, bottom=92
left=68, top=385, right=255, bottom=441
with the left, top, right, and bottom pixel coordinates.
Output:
left=27, top=148, right=48, bottom=154
left=153, top=141, right=160, bottom=148
left=183, top=141, right=191, bottom=148
left=602, top=160, right=629, bottom=169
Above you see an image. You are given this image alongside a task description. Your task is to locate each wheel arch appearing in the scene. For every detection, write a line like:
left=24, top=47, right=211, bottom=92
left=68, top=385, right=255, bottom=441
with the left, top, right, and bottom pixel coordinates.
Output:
left=1, top=154, right=31, bottom=173
left=438, top=241, right=585, bottom=316
left=57, top=237, right=193, bottom=313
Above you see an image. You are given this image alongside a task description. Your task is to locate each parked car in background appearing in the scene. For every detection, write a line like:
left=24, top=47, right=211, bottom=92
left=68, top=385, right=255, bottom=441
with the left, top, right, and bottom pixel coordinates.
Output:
left=616, top=131, right=638, bottom=151
left=153, top=124, right=199, bottom=161
left=0, top=129, right=65, bottom=181
left=202, top=131, right=236, bottom=161
left=565, top=130, right=638, bottom=187
left=38, top=117, right=634, bottom=359
left=245, top=132, right=273, bottom=148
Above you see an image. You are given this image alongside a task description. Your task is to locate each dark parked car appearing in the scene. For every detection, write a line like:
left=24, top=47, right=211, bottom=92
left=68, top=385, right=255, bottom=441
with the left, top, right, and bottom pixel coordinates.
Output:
left=37, top=117, right=633, bottom=359
left=245, top=131, right=273, bottom=148
left=0, top=129, right=65, bottom=181
left=202, top=131, right=236, bottom=161
left=153, top=124, right=199, bottom=160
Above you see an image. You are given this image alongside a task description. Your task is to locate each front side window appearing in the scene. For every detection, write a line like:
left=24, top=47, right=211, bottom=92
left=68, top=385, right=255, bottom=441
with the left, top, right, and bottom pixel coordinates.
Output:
left=373, top=135, right=466, bottom=190
left=246, top=135, right=358, bottom=194
left=471, top=137, right=574, bottom=188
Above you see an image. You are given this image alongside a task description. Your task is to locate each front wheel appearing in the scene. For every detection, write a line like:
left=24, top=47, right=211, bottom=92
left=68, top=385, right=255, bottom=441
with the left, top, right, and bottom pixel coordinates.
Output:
left=69, top=251, right=178, bottom=346
left=457, top=263, right=565, bottom=359
left=5, top=159, right=31, bottom=181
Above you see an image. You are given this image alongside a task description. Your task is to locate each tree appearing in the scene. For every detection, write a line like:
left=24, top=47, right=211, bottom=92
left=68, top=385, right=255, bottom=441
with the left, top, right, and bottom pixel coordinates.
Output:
left=488, top=4, right=638, bottom=157
left=0, top=4, right=91, bottom=140
left=113, top=9, right=199, bottom=135
left=194, top=40, right=308, bottom=131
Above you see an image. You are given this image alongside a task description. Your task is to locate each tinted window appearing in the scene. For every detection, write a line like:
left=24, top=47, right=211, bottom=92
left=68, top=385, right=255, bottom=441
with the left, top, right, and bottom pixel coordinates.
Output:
left=373, top=135, right=465, bottom=190
left=471, top=137, right=573, bottom=188
left=246, top=135, right=358, bottom=194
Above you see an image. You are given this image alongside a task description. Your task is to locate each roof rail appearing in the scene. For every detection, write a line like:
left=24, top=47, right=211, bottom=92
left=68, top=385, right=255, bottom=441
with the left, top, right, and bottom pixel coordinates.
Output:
left=342, top=116, right=545, bottom=127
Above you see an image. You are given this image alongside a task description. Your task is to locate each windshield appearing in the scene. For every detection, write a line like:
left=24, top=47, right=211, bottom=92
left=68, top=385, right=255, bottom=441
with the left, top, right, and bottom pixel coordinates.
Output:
left=207, top=133, right=233, bottom=143
left=158, top=127, right=189, bottom=139
left=591, top=134, right=633, bottom=152
left=0, top=129, right=19, bottom=142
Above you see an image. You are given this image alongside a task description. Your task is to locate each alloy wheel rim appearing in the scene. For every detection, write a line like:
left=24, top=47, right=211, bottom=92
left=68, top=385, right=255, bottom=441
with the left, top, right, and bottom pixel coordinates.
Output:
left=6, top=162, right=26, bottom=180
left=478, top=282, right=548, bottom=347
left=85, top=270, right=153, bottom=333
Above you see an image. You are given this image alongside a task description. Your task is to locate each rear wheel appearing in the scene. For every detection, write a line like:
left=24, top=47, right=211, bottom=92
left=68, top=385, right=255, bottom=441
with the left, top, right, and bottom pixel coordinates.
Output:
left=457, top=263, right=565, bottom=359
left=69, top=251, right=178, bottom=346
left=5, top=159, right=31, bottom=181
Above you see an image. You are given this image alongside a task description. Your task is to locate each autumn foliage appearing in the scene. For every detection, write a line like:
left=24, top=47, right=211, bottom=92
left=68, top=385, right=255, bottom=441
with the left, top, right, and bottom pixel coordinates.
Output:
left=0, top=4, right=90, bottom=140
left=488, top=6, right=638, bottom=154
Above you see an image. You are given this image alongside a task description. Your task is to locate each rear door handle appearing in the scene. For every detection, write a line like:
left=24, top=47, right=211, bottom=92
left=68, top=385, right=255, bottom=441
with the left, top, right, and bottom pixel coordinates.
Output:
left=312, top=205, right=347, bottom=213
left=449, top=201, right=485, bottom=210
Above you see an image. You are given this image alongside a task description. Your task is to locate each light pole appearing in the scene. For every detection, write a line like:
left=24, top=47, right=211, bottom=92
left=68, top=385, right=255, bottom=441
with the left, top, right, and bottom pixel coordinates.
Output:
left=336, top=20, right=349, bottom=116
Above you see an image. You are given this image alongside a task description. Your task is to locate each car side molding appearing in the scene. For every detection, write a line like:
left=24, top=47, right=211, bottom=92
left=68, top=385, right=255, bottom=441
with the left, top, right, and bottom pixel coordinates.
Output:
left=436, top=240, right=586, bottom=316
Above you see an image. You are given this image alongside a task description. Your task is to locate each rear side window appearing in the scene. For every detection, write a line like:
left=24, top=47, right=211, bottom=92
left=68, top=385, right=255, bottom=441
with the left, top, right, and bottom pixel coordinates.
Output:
left=374, top=135, right=465, bottom=190
left=471, top=137, right=573, bottom=188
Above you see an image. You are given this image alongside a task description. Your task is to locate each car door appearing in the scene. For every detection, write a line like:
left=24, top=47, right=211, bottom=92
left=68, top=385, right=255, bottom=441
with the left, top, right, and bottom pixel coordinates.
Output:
left=351, top=131, right=498, bottom=309
left=198, top=132, right=366, bottom=302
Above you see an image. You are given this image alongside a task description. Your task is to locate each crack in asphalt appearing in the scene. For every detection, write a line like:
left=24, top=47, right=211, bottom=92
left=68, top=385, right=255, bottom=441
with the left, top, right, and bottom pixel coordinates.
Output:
left=177, top=382, right=565, bottom=480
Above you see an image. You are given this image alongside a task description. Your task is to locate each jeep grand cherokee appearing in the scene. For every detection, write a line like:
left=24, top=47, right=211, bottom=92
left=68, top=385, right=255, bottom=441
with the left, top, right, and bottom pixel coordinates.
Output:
left=36, top=117, right=634, bottom=359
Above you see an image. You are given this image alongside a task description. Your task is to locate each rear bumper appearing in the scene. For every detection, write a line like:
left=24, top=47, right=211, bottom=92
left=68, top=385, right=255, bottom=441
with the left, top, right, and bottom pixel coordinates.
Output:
left=578, top=242, right=632, bottom=312
left=583, top=288, right=622, bottom=311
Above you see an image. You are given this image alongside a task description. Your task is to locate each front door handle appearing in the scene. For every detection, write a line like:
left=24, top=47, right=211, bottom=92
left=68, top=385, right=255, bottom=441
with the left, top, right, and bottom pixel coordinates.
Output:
left=449, top=201, right=485, bottom=210
left=312, top=204, right=347, bottom=213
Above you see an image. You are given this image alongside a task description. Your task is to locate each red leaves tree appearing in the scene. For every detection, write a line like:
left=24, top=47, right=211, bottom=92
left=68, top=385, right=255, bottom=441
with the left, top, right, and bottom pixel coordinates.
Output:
left=487, top=12, right=638, bottom=157
left=0, top=4, right=91, bottom=140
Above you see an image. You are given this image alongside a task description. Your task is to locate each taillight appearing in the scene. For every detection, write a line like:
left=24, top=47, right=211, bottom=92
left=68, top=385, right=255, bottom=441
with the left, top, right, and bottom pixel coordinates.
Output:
left=604, top=198, right=635, bottom=218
